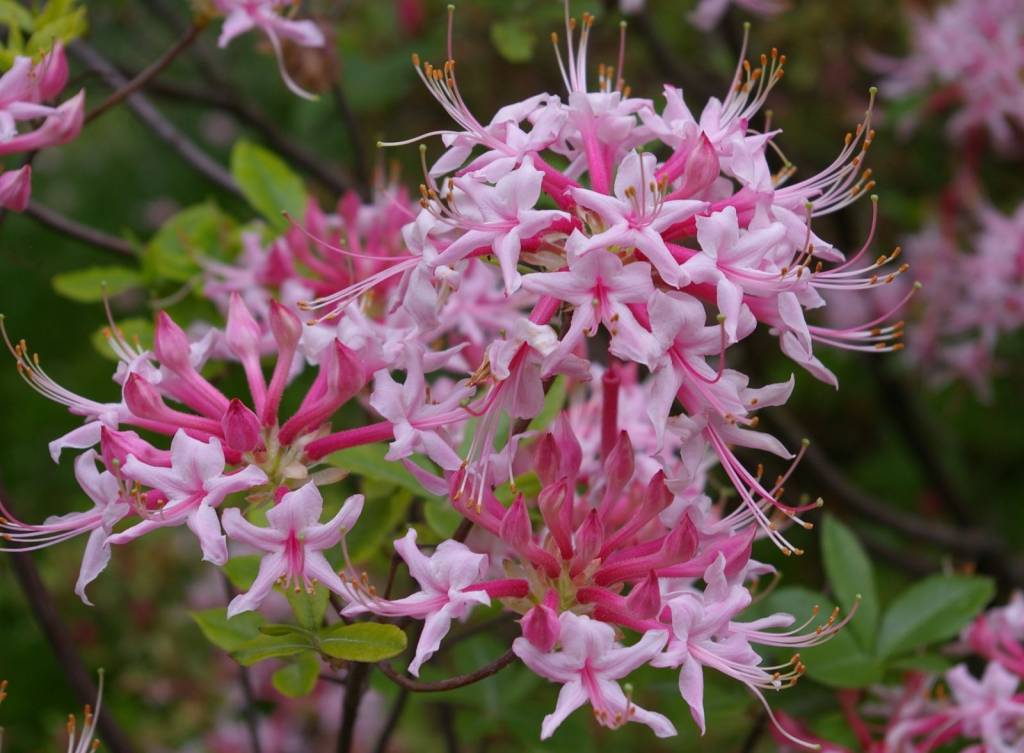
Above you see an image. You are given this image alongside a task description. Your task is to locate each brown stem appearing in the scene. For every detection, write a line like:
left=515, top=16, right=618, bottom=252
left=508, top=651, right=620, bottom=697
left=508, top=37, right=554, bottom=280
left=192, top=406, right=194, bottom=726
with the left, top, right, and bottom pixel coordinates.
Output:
left=337, top=662, right=371, bottom=753
left=221, top=575, right=262, bottom=753
left=69, top=41, right=241, bottom=198
left=1, top=508, right=136, bottom=753
left=376, top=648, right=516, bottom=693
left=85, top=23, right=205, bottom=124
left=371, top=686, right=409, bottom=753
left=329, top=81, right=371, bottom=200
left=24, top=202, right=136, bottom=257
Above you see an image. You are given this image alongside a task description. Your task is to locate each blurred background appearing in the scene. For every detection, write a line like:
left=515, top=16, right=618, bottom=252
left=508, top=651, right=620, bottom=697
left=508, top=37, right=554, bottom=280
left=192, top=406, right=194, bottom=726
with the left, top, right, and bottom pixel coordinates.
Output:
left=1, top=1, right=1021, bottom=751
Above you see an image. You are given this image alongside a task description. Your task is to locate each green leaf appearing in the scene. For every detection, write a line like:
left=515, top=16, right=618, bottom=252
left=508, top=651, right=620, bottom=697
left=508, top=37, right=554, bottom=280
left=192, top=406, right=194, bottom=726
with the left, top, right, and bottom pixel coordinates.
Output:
left=90, top=317, right=153, bottom=362
left=877, top=574, right=995, bottom=659
left=490, top=19, right=535, bottom=63
left=764, top=587, right=883, bottom=688
left=326, top=444, right=438, bottom=498
left=343, top=480, right=414, bottom=562
left=318, top=622, right=407, bottom=662
left=230, top=141, right=307, bottom=230
left=821, top=514, right=878, bottom=649
left=223, top=555, right=261, bottom=591
left=424, top=496, right=463, bottom=539
left=144, top=202, right=237, bottom=283
left=233, top=634, right=316, bottom=666
left=272, top=652, right=321, bottom=698
left=190, top=609, right=264, bottom=652
left=0, top=2, right=34, bottom=31
left=889, top=653, right=954, bottom=673
left=259, top=624, right=314, bottom=638
left=52, top=265, right=143, bottom=303
left=286, top=585, right=330, bottom=631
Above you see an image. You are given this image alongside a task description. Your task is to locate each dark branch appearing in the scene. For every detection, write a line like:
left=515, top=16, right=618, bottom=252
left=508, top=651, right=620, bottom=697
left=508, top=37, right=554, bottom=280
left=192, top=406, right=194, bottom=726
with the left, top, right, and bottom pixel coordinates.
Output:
left=69, top=40, right=242, bottom=198
left=24, top=202, right=136, bottom=257
left=371, top=687, right=409, bottom=753
left=376, top=648, right=516, bottom=693
left=337, top=662, right=371, bottom=753
left=86, top=23, right=205, bottom=124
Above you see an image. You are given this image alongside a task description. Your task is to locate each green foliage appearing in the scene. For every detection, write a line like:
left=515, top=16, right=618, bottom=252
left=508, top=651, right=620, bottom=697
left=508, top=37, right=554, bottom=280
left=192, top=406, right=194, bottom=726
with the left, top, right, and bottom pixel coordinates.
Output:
left=318, top=622, right=408, bottom=661
left=326, top=443, right=439, bottom=498
left=285, top=585, right=330, bottom=632
left=223, top=555, right=261, bottom=591
left=271, top=652, right=321, bottom=697
left=877, top=574, right=995, bottom=659
left=821, top=514, right=879, bottom=648
left=89, top=316, right=153, bottom=360
left=490, top=19, right=536, bottom=63
left=143, top=202, right=238, bottom=283
left=230, top=141, right=307, bottom=231
left=0, top=0, right=86, bottom=68
left=52, top=265, right=143, bottom=302
left=190, top=609, right=264, bottom=652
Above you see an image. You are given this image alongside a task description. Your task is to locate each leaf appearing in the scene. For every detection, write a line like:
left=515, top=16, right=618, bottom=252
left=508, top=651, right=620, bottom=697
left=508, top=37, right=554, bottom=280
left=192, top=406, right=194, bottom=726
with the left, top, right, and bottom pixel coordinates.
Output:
left=490, top=19, right=535, bottom=63
left=191, top=609, right=264, bottom=653
left=877, top=574, right=994, bottom=659
left=90, top=317, right=152, bottom=362
left=528, top=377, right=567, bottom=432
left=424, top=496, right=463, bottom=539
left=144, top=202, right=237, bottom=282
left=272, top=652, right=321, bottom=698
left=318, top=622, right=407, bottom=662
left=223, top=555, right=261, bottom=591
left=821, top=514, right=878, bottom=649
left=233, top=634, right=316, bottom=666
left=764, top=587, right=883, bottom=688
left=326, top=444, right=438, bottom=498
left=343, top=480, right=414, bottom=563
left=52, top=265, right=143, bottom=303
left=286, top=584, right=330, bottom=631
left=230, top=141, right=307, bottom=230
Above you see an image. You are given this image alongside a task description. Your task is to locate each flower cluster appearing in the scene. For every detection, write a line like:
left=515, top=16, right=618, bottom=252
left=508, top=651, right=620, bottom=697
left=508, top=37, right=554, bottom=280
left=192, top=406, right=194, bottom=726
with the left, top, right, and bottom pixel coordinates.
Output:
left=870, top=0, right=1024, bottom=152
left=1, top=5, right=910, bottom=743
left=0, top=42, right=84, bottom=211
left=773, top=593, right=1024, bottom=753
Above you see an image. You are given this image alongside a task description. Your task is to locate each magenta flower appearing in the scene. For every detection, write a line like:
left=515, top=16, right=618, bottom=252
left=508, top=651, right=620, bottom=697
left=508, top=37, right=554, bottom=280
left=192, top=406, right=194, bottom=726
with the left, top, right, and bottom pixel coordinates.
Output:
left=513, top=611, right=675, bottom=739
left=110, top=430, right=268, bottom=565
left=222, top=483, right=363, bottom=616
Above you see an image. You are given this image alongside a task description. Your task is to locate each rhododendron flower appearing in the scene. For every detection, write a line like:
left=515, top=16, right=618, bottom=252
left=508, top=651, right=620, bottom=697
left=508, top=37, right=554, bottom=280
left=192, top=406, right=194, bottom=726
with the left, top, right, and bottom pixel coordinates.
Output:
left=514, top=611, right=675, bottom=739
left=223, top=483, right=364, bottom=616
left=213, top=0, right=326, bottom=99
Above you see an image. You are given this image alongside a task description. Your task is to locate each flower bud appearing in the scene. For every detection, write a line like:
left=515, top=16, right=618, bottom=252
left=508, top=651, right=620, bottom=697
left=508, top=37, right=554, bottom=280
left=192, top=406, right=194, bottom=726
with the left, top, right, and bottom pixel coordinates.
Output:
left=268, top=299, right=303, bottom=352
left=101, top=426, right=164, bottom=471
left=538, top=479, right=573, bottom=559
left=642, top=471, right=673, bottom=516
left=625, top=571, right=662, bottom=619
left=38, top=43, right=69, bottom=101
left=675, top=132, right=719, bottom=198
left=123, top=372, right=166, bottom=420
left=660, top=513, right=699, bottom=564
left=499, top=494, right=533, bottom=550
left=534, top=432, right=562, bottom=488
left=572, top=510, right=604, bottom=566
left=551, top=414, right=582, bottom=480
left=520, top=591, right=560, bottom=652
left=0, top=165, right=31, bottom=212
left=222, top=398, right=262, bottom=452
left=603, top=431, right=634, bottom=497
left=153, top=311, right=193, bottom=374
left=226, top=293, right=263, bottom=362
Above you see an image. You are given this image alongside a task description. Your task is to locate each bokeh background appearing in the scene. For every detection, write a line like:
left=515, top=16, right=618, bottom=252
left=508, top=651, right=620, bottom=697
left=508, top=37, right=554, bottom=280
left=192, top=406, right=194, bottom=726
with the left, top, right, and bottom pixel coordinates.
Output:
left=1, top=1, right=1021, bottom=751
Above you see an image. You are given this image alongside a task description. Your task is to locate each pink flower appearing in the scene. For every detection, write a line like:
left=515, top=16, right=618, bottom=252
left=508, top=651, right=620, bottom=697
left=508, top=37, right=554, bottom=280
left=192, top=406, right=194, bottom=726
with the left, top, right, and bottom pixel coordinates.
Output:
left=521, top=245, right=662, bottom=369
left=222, top=482, right=363, bottom=616
left=0, top=165, right=31, bottom=212
left=346, top=529, right=492, bottom=676
left=513, top=611, right=675, bottom=739
left=110, top=430, right=268, bottom=565
left=689, top=0, right=788, bottom=31
left=213, top=0, right=325, bottom=100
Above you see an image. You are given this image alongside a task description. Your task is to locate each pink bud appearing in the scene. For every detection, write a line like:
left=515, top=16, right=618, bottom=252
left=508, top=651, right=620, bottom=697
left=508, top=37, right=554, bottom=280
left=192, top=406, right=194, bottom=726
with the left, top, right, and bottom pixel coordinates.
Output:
left=603, top=431, right=634, bottom=496
left=0, top=165, right=31, bottom=212
left=222, top=398, right=262, bottom=452
left=101, top=426, right=166, bottom=471
left=538, top=479, right=573, bottom=559
left=723, top=528, right=756, bottom=579
left=625, top=571, right=662, bottom=619
left=551, top=414, right=582, bottom=480
left=500, top=494, right=533, bottom=550
left=520, top=592, right=560, bottom=652
left=268, top=299, right=302, bottom=351
left=660, top=513, right=699, bottom=564
left=534, top=433, right=562, bottom=488
left=642, top=471, right=673, bottom=516
left=573, top=510, right=604, bottom=566
left=39, top=43, right=69, bottom=100
left=675, top=132, right=719, bottom=198
left=123, top=372, right=166, bottom=419
left=226, top=293, right=263, bottom=361
left=153, top=311, right=193, bottom=373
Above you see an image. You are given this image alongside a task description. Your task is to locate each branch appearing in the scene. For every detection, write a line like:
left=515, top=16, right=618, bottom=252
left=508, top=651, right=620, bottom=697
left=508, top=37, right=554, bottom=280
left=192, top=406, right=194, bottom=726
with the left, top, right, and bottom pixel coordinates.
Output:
left=86, top=23, right=205, bottom=124
left=221, top=576, right=262, bottom=753
left=376, top=648, right=516, bottom=693
left=1, top=494, right=136, bottom=753
left=24, top=202, right=136, bottom=257
left=336, top=662, right=371, bottom=753
left=371, top=687, right=409, bottom=753
left=68, top=40, right=242, bottom=198
left=329, top=81, right=370, bottom=200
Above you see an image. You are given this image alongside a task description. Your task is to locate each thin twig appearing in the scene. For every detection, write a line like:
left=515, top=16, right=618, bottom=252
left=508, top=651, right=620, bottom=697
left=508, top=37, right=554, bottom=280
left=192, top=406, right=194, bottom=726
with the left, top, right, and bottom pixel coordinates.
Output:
left=0, top=492, right=136, bottom=753
left=737, top=711, right=767, bottom=753
left=337, top=662, right=371, bottom=753
left=23, top=202, right=136, bottom=257
left=86, top=23, right=205, bottom=124
left=329, top=81, right=370, bottom=199
left=376, top=648, right=516, bottom=693
left=69, top=40, right=242, bottom=198
left=221, top=575, right=263, bottom=753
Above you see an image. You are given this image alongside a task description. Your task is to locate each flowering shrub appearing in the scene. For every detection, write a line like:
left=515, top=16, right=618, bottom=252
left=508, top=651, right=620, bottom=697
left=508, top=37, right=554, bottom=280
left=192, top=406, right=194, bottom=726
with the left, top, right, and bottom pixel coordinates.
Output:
left=0, top=1, right=1019, bottom=752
